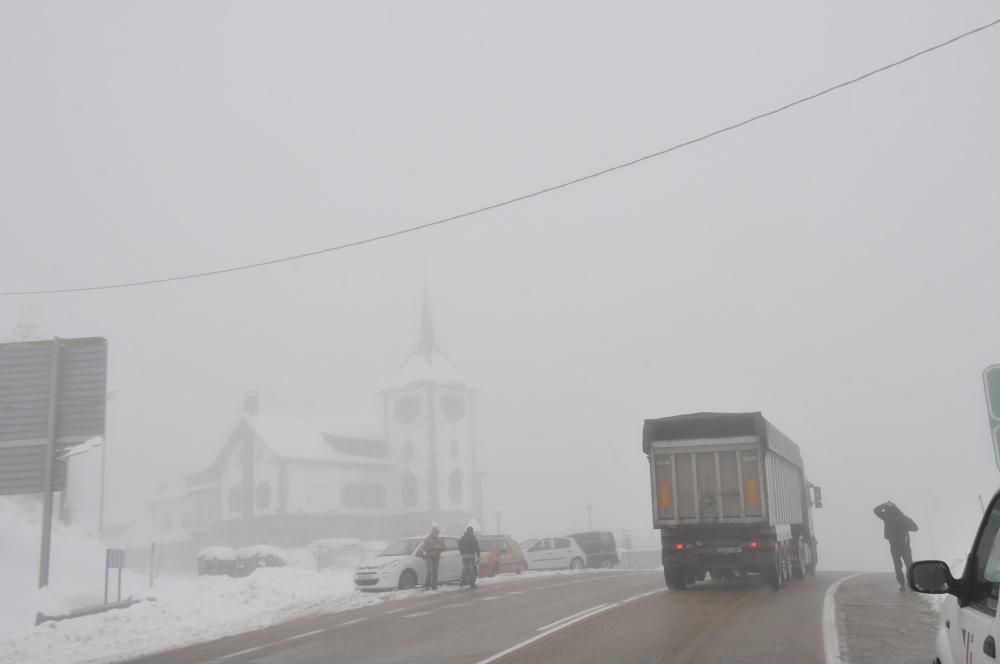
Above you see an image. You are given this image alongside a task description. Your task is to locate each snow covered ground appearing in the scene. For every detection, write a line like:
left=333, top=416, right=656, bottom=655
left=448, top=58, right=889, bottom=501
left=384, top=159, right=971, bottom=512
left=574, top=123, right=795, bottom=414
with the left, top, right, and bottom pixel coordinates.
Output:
left=3, top=566, right=390, bottom=664
left=1, top=498, right=599, bottom=664
left=3, top=562, right=591, bottom=664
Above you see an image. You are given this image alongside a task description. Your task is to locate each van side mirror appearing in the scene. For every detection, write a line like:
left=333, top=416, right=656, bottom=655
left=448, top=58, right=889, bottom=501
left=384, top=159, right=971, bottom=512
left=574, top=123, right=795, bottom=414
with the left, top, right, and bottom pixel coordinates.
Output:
left=910, top=560, right=957, bottom=595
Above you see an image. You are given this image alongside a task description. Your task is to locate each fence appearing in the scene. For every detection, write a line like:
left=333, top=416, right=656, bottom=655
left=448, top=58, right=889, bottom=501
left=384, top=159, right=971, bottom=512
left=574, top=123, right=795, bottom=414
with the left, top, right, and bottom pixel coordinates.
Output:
left=125, top=540, right=199, bottom=584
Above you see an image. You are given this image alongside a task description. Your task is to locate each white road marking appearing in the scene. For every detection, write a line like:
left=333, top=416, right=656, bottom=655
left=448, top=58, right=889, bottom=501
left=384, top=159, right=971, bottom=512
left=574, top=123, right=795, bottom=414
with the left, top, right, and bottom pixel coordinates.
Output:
left=823, top=573, right=866, bottom=664
left=336, top=618, right=368, bottom=627
left=478, top=596, right=500, bottom=601
left=506, top=590, right=527, bottom=595
left=619, top=588, right=667, bottom=605
left=403, top=610, right=432, bottom=618
left=382, top=607, right=407, bottom=615
left=477, top=603, right=619, bottom=664
left=218, top=645, right=267, bottom=660
left=537, top=604, right=608, bottom=632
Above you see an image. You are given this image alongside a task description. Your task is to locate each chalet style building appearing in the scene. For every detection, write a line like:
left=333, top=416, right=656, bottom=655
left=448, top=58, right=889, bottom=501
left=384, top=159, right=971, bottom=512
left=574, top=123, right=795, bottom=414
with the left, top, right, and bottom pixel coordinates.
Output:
left=149, top=300, right=481, bottom=548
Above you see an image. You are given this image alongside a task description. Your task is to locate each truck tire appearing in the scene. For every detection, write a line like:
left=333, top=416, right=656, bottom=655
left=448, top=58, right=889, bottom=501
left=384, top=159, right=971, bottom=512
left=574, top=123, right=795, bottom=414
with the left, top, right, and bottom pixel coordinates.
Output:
left=792, top=556, right=805, bottom=580
left=792, top=540, right=808, bottom=580
left=665, top=568, right=687, bottom=590
left=763, top=550, right=782, bottom=590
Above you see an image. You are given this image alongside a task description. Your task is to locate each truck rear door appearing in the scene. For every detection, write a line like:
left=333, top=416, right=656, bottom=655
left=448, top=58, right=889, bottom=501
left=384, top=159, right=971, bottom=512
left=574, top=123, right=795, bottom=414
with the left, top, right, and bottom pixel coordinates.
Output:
left=651, top=440, right=765, bottom=526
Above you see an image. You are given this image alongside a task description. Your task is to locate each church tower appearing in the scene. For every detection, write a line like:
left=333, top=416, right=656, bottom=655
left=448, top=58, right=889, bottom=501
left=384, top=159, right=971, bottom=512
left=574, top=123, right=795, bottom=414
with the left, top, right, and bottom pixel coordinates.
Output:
left=382, top=293, right=478, bottom=528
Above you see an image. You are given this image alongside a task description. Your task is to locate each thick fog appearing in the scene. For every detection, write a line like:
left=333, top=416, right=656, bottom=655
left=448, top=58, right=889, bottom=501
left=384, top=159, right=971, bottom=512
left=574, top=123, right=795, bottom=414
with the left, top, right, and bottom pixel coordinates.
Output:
left=2, top=1, right=999, bottom=575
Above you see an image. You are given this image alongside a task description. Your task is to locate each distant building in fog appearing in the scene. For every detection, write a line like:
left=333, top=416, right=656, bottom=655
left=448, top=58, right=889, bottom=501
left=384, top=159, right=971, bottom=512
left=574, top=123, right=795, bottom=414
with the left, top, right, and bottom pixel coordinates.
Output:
left=148, top=297, right=481, bottom=548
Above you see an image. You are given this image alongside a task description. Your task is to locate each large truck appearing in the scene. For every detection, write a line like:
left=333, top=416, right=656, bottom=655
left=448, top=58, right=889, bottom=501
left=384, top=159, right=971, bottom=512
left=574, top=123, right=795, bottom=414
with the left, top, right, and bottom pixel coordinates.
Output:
left=643, top=411, right=822, bottom=590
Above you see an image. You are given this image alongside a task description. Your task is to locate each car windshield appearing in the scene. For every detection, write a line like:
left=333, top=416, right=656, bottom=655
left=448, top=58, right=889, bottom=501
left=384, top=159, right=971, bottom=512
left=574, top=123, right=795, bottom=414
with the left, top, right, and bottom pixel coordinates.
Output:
left=478, top=539, right=503, bottom=552
left=378, top=540, right=419, bottom=557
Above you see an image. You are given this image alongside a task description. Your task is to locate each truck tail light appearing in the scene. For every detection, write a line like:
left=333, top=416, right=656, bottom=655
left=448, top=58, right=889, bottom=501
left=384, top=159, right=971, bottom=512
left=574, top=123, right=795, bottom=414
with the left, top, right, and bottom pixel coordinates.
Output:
left=673, top=543, right=685, bottom=551
left=749, top=540, right=759, bottom=549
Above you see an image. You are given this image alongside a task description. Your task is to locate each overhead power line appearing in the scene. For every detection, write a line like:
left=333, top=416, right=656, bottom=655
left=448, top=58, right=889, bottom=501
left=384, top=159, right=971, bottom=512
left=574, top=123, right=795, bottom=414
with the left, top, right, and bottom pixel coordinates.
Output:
left=6, top=16, right=999, bottom=296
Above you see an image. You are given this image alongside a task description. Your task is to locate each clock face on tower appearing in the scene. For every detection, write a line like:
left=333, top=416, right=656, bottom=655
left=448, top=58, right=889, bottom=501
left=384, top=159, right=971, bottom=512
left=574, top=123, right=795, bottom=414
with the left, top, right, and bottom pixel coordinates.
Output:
left=441, top=394, right=465, bottom=422
left=394, top=396, right=421, bottom=425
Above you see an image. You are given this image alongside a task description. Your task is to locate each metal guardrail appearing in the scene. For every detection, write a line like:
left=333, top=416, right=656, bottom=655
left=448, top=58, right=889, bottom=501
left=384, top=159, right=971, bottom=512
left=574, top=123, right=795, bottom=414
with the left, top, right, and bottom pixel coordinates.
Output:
left=35, top=597, right=145, bottom=626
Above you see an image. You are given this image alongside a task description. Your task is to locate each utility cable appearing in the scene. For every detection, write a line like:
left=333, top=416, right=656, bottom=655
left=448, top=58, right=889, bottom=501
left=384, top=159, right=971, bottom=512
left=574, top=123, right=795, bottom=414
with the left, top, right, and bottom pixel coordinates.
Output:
left=6, top=16, right=999, bottom=296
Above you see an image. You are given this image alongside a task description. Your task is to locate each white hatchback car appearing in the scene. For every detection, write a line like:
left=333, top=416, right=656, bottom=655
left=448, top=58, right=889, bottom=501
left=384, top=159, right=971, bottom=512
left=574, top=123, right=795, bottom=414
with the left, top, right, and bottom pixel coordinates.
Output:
left=354, top=536, right=462, bottom=590
left=912, top=488, right=1000, bottom=664
left=522, top=536, right=588, bottom=571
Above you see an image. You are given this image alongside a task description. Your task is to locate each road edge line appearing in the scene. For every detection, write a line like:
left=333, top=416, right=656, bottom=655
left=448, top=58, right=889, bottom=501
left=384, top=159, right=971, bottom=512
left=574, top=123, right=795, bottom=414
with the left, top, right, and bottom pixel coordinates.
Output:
left=823, top=572, right=866, bottom=664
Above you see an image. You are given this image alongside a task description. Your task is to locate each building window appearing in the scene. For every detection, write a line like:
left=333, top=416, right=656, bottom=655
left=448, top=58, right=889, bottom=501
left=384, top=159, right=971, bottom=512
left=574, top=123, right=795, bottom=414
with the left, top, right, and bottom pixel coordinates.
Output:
left=256, top=481, right=271, bottom=509
left=403, top=441, right=415, bottom=463
left=160, top=514, right=173, bottom=532
left=342, top=483, right=387, bottom=508
left=401, top=471, right=418, bottom=506
left=394, top=396, right=421, bottom=425
left=450, top=439, right=459, bottom=459
left=255, top=445, right=264, bottom=462
left=180, top=512, right=192, bottom=529
left=449, top=469, right=463, bottom=505
left=228, top=485, right=242, bottom=514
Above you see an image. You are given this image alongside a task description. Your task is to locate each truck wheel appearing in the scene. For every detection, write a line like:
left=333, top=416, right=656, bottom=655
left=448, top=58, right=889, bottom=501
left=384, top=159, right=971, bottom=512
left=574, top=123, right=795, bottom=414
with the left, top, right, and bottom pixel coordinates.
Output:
left=665, top=568, right=687, bottom=590
left=764, top=551, right=782, bottom=590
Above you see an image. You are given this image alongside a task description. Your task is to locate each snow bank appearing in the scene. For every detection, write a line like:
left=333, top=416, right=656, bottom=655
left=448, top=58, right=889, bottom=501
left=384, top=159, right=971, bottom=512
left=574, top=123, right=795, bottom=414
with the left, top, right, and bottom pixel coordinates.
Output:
left=1, top=495, right=622, bottom=664
left=1, top=567, right=389, bottom=664
left=0, top=497, right=121, bottom=636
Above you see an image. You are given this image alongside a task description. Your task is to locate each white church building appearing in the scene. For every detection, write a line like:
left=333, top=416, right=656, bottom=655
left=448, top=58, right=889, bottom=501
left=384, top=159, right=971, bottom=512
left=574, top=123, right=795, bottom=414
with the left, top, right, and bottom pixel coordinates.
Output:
left=149, top=300, right=482, bottom=548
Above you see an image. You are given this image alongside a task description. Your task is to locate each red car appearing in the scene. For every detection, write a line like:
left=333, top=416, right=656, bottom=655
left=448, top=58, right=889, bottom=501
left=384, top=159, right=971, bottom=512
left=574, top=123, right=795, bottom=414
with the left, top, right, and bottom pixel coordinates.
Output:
left=477, top=535, right=527, bottom=577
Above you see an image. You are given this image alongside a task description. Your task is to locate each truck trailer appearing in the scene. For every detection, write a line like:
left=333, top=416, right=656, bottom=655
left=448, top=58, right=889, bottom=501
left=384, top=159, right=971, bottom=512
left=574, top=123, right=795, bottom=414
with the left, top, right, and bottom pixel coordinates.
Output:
left=643, top=411, right=822, bottom=590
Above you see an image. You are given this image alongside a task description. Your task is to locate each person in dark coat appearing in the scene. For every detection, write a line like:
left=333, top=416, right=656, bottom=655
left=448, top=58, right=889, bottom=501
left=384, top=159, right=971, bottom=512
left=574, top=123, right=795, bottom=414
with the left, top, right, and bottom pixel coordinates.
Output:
left=873, top=501, right=919, bottom=590
left=458, top=526, right=480, bottom=588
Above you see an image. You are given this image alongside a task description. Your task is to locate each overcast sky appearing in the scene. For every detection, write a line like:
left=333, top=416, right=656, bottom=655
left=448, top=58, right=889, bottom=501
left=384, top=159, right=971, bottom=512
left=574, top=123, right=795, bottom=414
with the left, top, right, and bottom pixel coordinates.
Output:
left=2, top=1, right=999, bottom=571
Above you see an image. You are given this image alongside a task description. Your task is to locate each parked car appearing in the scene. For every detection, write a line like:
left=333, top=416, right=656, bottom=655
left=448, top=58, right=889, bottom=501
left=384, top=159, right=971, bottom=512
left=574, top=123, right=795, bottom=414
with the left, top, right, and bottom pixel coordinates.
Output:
left=353, top=536, right=462, bottom=590
left=197, top=546, right=236, bottom=576
left=568, top=531, right=620, bottom=569
left=911, top=488, right=1000, bottom=664
left=310, top=538, right=363, bottom=569
left=234, top=545, right=288, bottom=576
left=522, top=536, right=588, bottom=570
left=477, top=535, right=527, bottom=577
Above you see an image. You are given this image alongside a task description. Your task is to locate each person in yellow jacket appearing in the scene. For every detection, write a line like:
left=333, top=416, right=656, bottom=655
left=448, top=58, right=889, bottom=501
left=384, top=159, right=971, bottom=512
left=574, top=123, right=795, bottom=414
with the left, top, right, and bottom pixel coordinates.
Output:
left=420, top=526, right=446, bottom=590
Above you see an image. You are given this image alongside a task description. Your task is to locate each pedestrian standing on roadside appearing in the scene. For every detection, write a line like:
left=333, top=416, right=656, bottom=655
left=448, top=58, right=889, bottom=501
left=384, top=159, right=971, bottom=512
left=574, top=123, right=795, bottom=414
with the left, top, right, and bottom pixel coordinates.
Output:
left=459, top=526, right=480, bottom=588
left=421, top=526, right=446, bottom=590
left=873, top=500, right=919, bottom=591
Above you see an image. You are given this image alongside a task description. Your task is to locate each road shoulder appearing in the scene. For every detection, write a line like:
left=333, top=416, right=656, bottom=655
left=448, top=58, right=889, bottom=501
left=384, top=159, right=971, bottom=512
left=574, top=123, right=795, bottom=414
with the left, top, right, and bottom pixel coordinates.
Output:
left=835, top=572, right=938, bottom=664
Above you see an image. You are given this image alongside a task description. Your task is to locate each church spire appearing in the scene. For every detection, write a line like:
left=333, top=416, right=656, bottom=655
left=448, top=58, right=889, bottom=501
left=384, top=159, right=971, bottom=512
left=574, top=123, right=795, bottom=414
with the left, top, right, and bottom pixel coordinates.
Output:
left=419, top=286, right=435, bottom=359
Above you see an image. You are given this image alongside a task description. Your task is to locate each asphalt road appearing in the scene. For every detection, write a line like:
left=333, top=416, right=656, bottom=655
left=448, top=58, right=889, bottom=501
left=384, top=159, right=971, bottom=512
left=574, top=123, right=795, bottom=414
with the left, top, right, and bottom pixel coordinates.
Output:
left=128, top=570, right=845, bottom=664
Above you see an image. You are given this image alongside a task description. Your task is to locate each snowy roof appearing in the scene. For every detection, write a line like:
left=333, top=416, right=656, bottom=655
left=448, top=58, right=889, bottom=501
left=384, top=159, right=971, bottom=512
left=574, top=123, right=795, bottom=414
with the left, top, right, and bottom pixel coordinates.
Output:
left=246, top=413, right=391, bottom=465
left=383, top=347, right=471, bottom=390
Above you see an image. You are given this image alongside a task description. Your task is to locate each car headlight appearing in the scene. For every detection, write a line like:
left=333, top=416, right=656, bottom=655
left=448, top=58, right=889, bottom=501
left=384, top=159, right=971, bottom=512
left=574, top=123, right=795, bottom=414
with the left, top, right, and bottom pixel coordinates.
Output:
left=379, top=560, right=402, bottom=574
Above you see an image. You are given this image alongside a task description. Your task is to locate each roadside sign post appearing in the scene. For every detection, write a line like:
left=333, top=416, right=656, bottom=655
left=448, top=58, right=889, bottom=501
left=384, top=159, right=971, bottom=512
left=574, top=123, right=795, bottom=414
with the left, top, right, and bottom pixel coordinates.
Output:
left=0, top=337, right=108, bottom=588
left=38, top=339, right=63, bottom=588
left=983, top=365, right=1000, bottom=470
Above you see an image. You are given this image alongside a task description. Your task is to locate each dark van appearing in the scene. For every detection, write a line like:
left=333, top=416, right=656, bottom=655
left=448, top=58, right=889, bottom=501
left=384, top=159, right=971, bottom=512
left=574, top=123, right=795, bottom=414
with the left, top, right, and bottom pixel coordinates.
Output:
left=568, top=531, right=620, bottom=568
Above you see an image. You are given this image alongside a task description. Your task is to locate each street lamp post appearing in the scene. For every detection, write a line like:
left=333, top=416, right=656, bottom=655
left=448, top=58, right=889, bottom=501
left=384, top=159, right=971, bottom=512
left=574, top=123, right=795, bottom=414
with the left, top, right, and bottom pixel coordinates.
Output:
left=494, top=511, right=502, bottom=535
left=586, top=504, right=593, bottom=530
